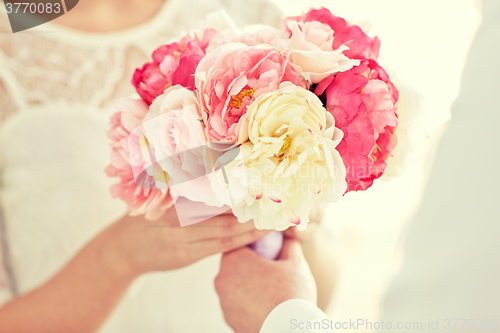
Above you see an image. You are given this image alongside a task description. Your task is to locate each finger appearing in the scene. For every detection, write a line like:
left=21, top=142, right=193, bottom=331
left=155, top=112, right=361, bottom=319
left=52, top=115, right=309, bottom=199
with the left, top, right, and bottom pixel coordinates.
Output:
left=154, top=215, right=256, bottom=243
left=221, top=245, right=258, bottom=266
left=216, top=210, right=236, bottom=216
left=192, top=229, right=271, bottom=260
left=283, top=222, right=319, bottom=244
left=309, top=207, right=325, bottom=224
left=189, top=214, right=249, bottom=229
left=283, top=226, right=307, bottom=242
left=156, top=206, right=234, bottom=227
left=283, top=226, right=298, bottom=238
left=278, top=238, right=305, bottom=261
left=219, top=246, right=263, bottom=276
left=183, top=217, right=257, bottom=241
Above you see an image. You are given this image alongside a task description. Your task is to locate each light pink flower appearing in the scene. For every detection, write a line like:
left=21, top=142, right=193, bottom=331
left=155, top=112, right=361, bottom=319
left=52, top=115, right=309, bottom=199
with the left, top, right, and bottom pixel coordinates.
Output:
left=195, top=43, right=307, bottom=143
left=315, top=59, right=399, bottom=192
left=106, top=99, right=173, bottom=220
left=132, top=29, right=217, bottom=104
left=141, top=86, right=222, bottom=206
left=285, top=7, right=381, bottom=60
left=286, top=20, right=360, bottom=83
left=293, top=20, right=335, bottom=51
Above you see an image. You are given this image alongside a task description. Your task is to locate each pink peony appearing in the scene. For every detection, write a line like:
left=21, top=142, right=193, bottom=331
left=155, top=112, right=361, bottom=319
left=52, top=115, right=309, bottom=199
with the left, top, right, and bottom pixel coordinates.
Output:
left=285, top=8, right=380, bottom=61
left=195, top=43, right=307, bottom=143
left=315, top=59, right=398, bottom=192
left=105, top=99, right=173, bottom=220
left=132, top=29, right=217, bottom=104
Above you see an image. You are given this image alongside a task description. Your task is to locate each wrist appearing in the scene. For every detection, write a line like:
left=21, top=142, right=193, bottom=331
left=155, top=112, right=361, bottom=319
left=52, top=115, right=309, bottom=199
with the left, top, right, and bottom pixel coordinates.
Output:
left=95, top=217, right=144, bottom=282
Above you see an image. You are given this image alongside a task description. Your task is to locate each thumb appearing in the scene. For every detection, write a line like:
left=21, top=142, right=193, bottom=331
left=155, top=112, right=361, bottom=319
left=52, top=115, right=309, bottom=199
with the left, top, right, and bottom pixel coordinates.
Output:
left=278, top=238, right=305, bottom=261
left=221, top=245, right=259, bottom=265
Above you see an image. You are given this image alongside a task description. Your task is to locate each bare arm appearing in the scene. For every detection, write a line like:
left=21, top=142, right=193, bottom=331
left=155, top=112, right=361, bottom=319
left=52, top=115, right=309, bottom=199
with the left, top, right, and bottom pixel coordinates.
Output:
left=0, top=219, right=135, bottom=333
left=0, top=210, right=269, bottom=333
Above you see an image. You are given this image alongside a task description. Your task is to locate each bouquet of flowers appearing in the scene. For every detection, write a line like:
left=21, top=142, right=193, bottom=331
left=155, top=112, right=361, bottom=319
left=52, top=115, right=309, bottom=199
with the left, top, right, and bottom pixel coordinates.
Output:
left=106, top=8, right=420, bottom=258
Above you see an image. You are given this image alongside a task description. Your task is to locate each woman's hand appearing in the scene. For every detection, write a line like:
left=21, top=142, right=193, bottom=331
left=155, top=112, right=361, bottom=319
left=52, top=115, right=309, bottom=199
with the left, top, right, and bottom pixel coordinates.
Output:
left=111, top=208, right=270, bottom=278
left=0, top=207, right=266, bottom=333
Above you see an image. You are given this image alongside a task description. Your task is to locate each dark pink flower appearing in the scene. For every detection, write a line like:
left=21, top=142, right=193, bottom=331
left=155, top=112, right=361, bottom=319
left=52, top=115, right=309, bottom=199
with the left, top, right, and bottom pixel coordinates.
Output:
left=285, top=8, right=380, bottom=61
left=132, top=29, right=217, bottom=104
left=315, top=60, right=398, bottom=192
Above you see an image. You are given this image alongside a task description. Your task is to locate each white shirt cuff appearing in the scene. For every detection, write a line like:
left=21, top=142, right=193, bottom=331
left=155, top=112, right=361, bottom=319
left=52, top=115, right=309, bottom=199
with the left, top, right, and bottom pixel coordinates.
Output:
left=260, top=299, right=334, bottom=333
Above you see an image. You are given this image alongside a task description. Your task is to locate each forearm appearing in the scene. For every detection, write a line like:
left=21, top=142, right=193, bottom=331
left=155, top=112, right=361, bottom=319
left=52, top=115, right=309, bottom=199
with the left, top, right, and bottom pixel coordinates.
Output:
left=302, top=230, right=337, bottom=311
left=0, top=220, right=137, bottom=333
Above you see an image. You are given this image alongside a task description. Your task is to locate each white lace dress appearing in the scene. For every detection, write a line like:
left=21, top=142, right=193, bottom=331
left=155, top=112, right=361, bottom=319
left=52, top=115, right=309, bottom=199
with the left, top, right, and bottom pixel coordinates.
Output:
left=0, top=1, right=282, bottom=332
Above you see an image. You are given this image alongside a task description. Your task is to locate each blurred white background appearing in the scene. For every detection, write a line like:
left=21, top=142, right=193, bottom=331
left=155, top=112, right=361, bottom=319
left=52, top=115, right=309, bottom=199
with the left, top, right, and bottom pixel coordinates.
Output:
left=269, top=0, right=482, bottom=329
left=271, top=0, right=481, bottom=132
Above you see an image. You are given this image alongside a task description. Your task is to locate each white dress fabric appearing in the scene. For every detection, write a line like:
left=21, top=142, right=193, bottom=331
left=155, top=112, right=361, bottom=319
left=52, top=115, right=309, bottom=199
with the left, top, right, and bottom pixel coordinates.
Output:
left=0, top=1, right=282, bottom=332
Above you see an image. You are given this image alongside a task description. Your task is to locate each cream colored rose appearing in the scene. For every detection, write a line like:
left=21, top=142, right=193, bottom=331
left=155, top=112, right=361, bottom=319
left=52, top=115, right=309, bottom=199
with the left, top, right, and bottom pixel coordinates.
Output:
left=211, top=83, right=347, bottom=230
left=286, top=20, right=360, bottom=83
